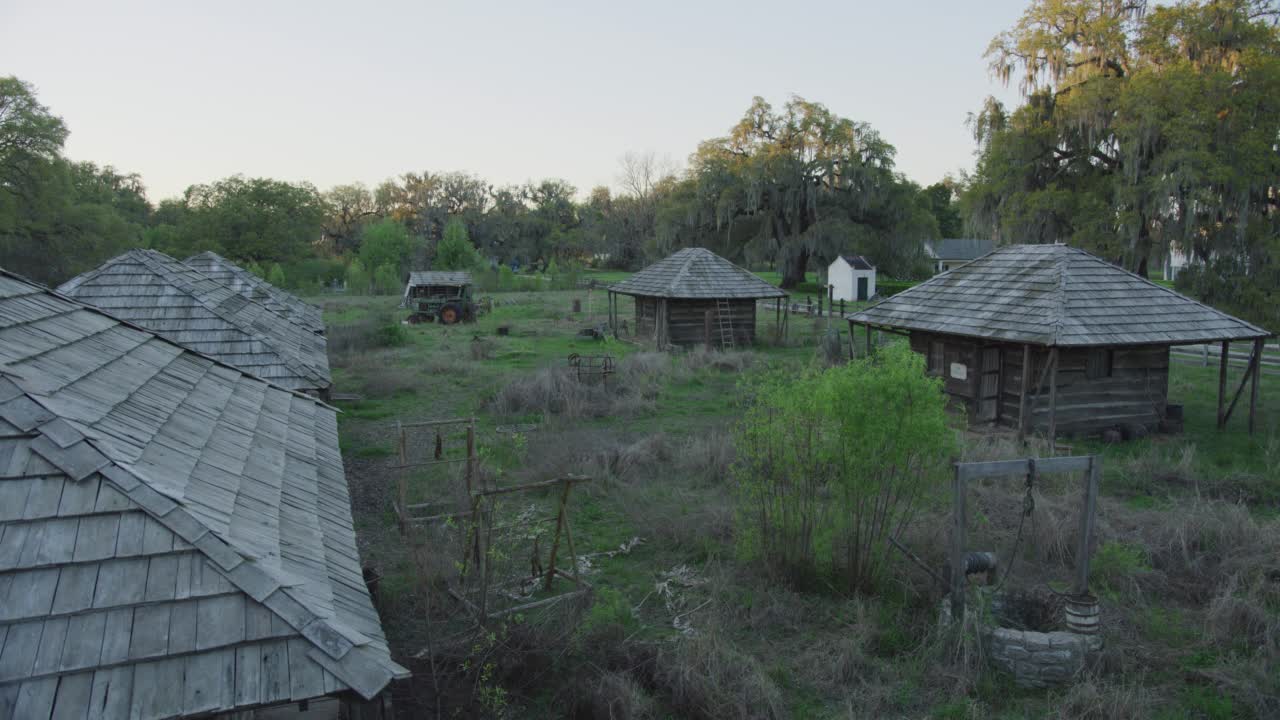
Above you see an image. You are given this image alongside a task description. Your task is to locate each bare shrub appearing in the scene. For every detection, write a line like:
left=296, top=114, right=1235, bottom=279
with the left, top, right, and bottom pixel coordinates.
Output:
left=574, top=670, right=659, bottom=720
left=490, top=354, right=697, bottom=420
left=470, top=337, right=496, bottom=360
left=1205, top=573, right=1279, bottom=651
left=815, top=327, right=845, bottom=366
left=1051, top=678, right=1161, bottom=720
left=328, top=311, right=408, bottom=366
left=683, top=350, right=756, bottom=373
left=680, top=430, right=734, bottom=485
left=652, top=632, right=787, bottom=720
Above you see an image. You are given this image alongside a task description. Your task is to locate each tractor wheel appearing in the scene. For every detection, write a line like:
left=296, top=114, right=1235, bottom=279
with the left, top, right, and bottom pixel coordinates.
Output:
left=407, top=313, right=431, bottom=324
left=439, top=304, right=461, bottom=325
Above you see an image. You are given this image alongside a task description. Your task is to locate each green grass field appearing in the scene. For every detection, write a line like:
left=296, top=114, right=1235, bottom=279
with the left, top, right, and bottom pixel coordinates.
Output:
left=317, top=290, right=1279, bottom=719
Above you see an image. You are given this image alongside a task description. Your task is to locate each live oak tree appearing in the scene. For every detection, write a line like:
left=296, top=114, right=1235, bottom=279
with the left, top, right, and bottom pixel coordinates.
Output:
left=686, top=96, right=936, bottom=287
left=963, top=0, right=1280, bottom=309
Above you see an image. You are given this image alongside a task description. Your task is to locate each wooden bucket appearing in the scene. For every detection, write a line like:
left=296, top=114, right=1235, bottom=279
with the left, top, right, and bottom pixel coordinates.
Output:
left=1064, top=594, right=1100, bottom=635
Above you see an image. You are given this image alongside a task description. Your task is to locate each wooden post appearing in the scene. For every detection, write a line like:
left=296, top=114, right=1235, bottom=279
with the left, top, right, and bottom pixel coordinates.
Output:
left=396, top=421, right=408, bottom=530
left=1047, top=348, right=1059, bottom=451
left=465, top=418, right=476, bottom=494
left=950, top=464, right=966, bottom=621
left=774, top=298, right=781, bottom=342
left=544, top=479, right=573, bottom=591
left=1074, top=456, right=1100, bottom=595
left=839, top=298, right=845, bottom=316
left=1018, top=345, right=1032, bottom=442
left=704, top=309, right=713, bottom=352
left=1249, top=338, right=1263, bottom=435
left=1218, top=340, right=1230, bottom=429
left=865, top=324, right=873, bottom=356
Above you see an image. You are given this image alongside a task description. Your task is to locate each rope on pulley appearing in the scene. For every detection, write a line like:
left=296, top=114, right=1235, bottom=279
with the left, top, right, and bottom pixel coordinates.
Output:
left=993, top=458, right=1037, bottom=593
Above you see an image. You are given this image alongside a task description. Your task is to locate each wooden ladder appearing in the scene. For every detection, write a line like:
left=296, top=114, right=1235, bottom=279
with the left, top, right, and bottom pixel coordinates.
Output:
left=715, top=298, right=735, bottom=350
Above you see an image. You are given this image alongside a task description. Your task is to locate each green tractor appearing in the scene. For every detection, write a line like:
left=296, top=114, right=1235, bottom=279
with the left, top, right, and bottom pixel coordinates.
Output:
left=401, top=271, right=477, bottom=324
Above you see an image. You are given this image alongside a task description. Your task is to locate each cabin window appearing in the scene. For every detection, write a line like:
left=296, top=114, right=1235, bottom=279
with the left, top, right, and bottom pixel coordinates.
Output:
left=1086, top=349, right=1113, bottom=379
left=928, top=340, right=944, bottom=374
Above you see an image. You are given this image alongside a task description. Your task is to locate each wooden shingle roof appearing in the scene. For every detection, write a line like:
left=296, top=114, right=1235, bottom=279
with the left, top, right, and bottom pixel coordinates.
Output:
left=848, top=244, right=1270, bottom=347
left=183, top=252, right=325, bottom=335
left=57, top=250, right=331, bottom=392
left=608, top=248, right=787, bottom=300
left=0, top=270, right=406, bottom=719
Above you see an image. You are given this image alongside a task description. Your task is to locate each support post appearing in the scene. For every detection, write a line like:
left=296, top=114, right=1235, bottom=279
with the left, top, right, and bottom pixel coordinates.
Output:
left=1018, top=345, right=1032, bottom=441
left=1047, top=348, right=1059, bottom=451
left=1249, top=338, right=1263, bottom=435
left=465, top=418, right=476, bottom=494
left=1218, top=340, right=1230, bottom=429
left=396, top=421, right=407, bottom=531
left=544, top=479, right=573, bottom=591
left=865, top=324, right=873, bottom=356
left=775, top=298, right=781, bottom=342
left=950, top=464, right=966, bottom=621
left=1074, top=456, right=1100, bottom=595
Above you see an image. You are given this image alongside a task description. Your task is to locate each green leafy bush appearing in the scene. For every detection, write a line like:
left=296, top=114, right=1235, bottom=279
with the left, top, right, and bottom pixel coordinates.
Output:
left=346, top=258, right=370, bottom=295
left=372, top=263, right=400, bottom=295
left=734, top=343, right=956, bottom=592
left=435, top=218, right=482, bottom=271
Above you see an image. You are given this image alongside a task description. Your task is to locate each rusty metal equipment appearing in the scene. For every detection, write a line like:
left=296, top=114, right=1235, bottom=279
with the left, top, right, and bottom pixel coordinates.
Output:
left=567, top=353, right=615, bottom=384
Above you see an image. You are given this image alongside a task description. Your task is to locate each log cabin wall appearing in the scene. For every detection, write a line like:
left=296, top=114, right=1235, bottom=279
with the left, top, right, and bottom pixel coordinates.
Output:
left=1023, top=345, right=1170, bottom=436
left=909, top=333, right=1170, bottom=436
left=634, top=296, right=658, bottom=338
left=666, top=299, right=757, bottom=347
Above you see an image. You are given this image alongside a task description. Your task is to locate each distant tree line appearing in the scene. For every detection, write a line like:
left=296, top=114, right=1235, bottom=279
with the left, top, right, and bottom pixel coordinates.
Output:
left=3, top=0, right=1274, bottom=324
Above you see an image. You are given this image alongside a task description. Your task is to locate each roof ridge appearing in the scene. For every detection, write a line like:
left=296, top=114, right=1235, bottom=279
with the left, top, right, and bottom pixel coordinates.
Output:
left=1, top=368, right=405, bottom=698
left=1050, top=248, right=1070, bottom=345
left=128, top=251, right=328, bottom=385
left=183, top=252, right=324, bottom=330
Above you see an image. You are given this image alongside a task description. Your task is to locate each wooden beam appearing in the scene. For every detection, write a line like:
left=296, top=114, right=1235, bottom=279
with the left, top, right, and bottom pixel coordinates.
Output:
left=955, top=455, right=1093, bottom=481
left=950, top=464, right=966, bottom=622
left=1250, top=338, right=1263, bottom=435
left=1223, top=340, right=1262, bottom=427
left=1047, top=348, right=1059, bottom=450
left=1218, top=340, right=1230, bottom=429
left=1018, top=345, right=1032, bottom=441
left=1074, top=456, right=1100, bottom=595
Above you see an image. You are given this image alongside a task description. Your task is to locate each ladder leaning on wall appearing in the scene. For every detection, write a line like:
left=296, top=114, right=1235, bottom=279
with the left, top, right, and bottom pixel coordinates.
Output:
left=716, top=298, right=735, bottom=350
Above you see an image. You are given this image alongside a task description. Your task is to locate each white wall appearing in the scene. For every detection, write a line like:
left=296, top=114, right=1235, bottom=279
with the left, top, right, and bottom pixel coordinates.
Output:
left=828, top=258, right=877, bottom=301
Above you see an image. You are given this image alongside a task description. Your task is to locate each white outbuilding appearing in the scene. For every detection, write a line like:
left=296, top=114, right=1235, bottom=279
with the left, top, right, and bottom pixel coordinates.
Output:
left=828, top=255, right=877, bottom=301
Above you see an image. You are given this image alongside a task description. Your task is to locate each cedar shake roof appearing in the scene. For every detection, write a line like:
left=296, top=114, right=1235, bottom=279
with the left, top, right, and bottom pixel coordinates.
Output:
left=0, top=269, right=406, bottom=719
left=57, top=250, right=330, bottom=393
left=925, top=238, right=995, bottom=261
left=608, top=248, right=787, bottom=300
left=848, top=244, right=1270, bottom=347
left=405, top=271, right=472, bottom=287
left=183, top=252, right=325, bottom=335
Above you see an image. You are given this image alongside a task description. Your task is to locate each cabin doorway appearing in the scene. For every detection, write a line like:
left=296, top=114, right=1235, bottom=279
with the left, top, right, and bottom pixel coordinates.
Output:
left=978, top=346, right=1002, bottom=422
left=856, top=276, right=868, bottom=301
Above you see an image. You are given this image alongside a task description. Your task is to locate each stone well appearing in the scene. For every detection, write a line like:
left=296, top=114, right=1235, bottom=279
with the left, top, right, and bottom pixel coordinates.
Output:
left=943, top=589, right=1104, bottom=689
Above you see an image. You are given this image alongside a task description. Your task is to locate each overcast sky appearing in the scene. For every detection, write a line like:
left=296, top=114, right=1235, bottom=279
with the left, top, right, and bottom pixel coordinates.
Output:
left=0, top=0, right=1028, bottom=202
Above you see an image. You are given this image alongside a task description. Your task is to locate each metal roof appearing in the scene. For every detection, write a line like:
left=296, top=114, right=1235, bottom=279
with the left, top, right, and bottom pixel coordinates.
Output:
left=848, top=244, right=1271, bottom=347
left=57, top=250, right=331, bottom=392
left=608, top=248, right=787, bottom=300
left=0, top=269, right=406, bottom=719
left=924, top=238, right=995, bottom=261
left=405, top=271, right=472, bottom=287
left=183, top=252, right=325, bottom=335
left=837, top=255, right=875, bottom=270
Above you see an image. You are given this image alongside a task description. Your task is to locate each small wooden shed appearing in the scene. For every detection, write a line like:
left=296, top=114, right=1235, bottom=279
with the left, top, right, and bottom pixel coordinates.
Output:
left=607, top=248, right=787, bottom=349
left=848, top=244, right=1272, bottom=438
left=828, top=255, right=877, bottom=301
left=0, top=269, right=406, bottom=719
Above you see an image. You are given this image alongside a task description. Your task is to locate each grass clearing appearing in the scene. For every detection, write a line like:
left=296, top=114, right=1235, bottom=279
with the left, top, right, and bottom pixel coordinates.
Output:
left=316, top=289, right=1280, bottom=718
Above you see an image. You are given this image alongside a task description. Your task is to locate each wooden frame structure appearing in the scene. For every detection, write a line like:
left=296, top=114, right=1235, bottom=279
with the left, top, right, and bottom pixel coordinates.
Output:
left=452, top=475, right=593, bottom=623
left=392, top=417, right=477, bottom=532
left=949, top=455, right=1100, bottom=621
left=568, top=352, right=615, bottom=384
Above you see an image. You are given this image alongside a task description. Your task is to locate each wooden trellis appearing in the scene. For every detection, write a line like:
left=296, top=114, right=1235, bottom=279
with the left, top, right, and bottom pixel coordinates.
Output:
left=392, top=417, right=477, bottom=533
left=451, top=475, right=593, bottom=622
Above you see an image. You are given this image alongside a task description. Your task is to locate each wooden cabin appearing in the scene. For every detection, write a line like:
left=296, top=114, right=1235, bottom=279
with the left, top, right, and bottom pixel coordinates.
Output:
left=607, top=248, right=787, bottom=349
left=848, top=244, right=1272, bottom=439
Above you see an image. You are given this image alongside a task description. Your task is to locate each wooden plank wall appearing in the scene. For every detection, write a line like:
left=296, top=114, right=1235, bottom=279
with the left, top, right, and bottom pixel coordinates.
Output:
left=633, top=297, right=658, bottom=338
left=666, top=299, right=757, bottom=347
left=910, top=333, right=1171, bottom=437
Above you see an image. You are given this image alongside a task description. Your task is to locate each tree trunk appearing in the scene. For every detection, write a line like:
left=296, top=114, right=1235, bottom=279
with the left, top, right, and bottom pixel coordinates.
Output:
left=780, top=248, right=809, bottom=289
left=1133, top=211, right=1152, bottom=278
